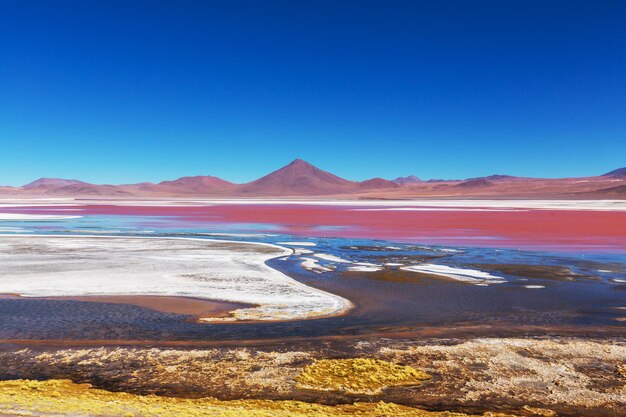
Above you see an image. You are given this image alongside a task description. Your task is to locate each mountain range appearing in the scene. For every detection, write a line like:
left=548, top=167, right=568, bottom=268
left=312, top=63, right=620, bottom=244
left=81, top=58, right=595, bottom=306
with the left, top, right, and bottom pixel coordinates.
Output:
left=1, top=159, right=625, bottom=199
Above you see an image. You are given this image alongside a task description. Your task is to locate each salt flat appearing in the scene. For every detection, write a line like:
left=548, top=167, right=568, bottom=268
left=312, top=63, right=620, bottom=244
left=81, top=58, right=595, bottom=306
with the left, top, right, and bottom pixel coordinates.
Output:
left=0, top=213, right=83, bottom=220
left=0, top=235, right=352, bottom=321
left=2, top=197, right=626, bottom=211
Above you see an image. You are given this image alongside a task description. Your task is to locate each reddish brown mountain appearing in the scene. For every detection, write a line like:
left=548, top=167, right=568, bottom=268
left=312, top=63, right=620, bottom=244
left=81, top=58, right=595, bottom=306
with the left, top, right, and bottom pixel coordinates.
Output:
left=584, top=184, right=626, bottom=196
left=22, top=178, right=88, bottom=191
left=393, top=175, right=421, bottom=185
left=52, top=183, right=133, bottom=196
left=603, top=167, right=626, bottom=178
left=235, top=159, right=358, bottom=196
left=0, top=186, right=19, bottom=195
left=20, top=178, right=132, bottom=196
left=359, top=177, right=400, bottom=190
left=157, top=176, right=235, bottom=194
left=122, top=182, right=162, bottom=193
left=3, top=162, right=626, bottom=199
left=456, top=178, right=493, bottom=188
left=465, top=175, right=521, bottom=181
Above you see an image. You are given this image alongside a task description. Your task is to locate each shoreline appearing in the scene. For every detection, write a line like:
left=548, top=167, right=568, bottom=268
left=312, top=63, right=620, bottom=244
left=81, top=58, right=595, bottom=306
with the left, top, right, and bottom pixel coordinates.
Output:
left=1, top=324, right=625, bottom=349
left=2, top=197, right=626, bottom=210
left=32, top=295, right=255, bottom=321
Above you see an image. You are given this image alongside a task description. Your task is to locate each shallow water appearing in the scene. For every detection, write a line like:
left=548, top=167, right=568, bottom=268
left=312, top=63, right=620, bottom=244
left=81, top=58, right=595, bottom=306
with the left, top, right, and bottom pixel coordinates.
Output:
left=0, top=203, right=625, bottom=342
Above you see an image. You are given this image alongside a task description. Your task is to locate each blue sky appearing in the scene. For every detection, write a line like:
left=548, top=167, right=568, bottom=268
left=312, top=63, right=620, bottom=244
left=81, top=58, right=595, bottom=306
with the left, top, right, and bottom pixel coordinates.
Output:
left=1, top=0, right=625, bottom=185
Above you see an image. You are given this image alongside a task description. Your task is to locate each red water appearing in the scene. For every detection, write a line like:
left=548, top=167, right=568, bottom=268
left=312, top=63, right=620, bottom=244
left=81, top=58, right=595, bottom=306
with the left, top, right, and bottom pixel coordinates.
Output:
left=6, top=203, right=626, bottom=252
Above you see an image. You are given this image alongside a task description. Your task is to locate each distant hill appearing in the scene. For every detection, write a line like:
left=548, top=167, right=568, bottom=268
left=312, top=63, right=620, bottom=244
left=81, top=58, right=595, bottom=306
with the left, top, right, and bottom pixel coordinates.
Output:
left=0, top=186, right=19, bottom=195
left=52, top=183, right=133, bottom=196
left=158, top=176, right=235, bottom=194
left=456, top=178, right=493, bottom=188
left=3, top=162, right=626, bottom=199
left=587, top=184, right=626, bottom=196
left=465, top=175, right=519, bottom=181
left=603, top=167, right=626, bottom=178
left=359, top=178, right=399, bottom=190
left=22, top=178, right=88, bottom=191
left=393, top=175, right=421, bottom=185
left=426, top=178, right=459, bottom=183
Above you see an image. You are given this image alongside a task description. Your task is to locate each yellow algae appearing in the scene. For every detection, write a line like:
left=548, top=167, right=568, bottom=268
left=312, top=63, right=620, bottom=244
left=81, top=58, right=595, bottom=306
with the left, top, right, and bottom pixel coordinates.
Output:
left=295, top=358, right=431, bottom=395
left=0, top=379, right=521, bottom=417
left=521, top=406, right=557, bottom=417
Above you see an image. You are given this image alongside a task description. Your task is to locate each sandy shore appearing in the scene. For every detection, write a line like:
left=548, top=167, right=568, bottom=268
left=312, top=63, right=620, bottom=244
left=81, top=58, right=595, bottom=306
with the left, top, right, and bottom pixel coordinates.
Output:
left=37, top=295, right=252, bottom=319
left=0, top=235, right=352, bottom=321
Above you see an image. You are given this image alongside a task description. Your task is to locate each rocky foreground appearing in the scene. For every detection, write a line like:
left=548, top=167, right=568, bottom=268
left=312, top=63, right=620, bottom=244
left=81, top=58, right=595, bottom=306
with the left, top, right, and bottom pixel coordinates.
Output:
left=1, top=337, right=624, bottom=417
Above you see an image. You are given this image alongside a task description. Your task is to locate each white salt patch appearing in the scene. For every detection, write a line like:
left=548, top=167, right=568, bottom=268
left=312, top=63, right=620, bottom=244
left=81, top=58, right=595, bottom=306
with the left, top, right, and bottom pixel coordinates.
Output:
left=385, top=246, right=402, bottom=250
left=293, top=248, right=314, bottom=255
left=301, top=257, right=333, bottom=273
left=351, top=208, right=525, bottom=212
left=4, top=198, right=626, bottom=211
left=385, top=262, right=404, bottom=266
left=314, top=253, right=350, bottom=263
left=0, top=227, right=31, bottom=233
left=597, top=269, right=613, bottom=273
left=401, top=264, right=506, bottom=284
left=0, top=235, right=351, bottom=321
left=68, top=229, right=124, bottom=234
left=525, top=285, right=546, bottom=289
left=276, top=241, right=317, bottom=247
left=0, top=213, right=82, bottom=220
left=197, top=232, right=277, bottom=238
left=611, top=279, right=626, bottom=283
left=347, top=265, right=383, bottom=272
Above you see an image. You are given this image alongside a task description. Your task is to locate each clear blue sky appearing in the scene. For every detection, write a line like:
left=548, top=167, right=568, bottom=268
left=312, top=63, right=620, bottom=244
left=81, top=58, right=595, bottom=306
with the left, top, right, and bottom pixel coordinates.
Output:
left=1, top=0, right=625, bottom=186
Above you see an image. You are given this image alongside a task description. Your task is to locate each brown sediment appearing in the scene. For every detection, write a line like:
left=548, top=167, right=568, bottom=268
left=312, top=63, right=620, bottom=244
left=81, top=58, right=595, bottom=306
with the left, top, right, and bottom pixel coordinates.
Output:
left=38, top=295, right=254, bottom=321
left=0, top=293, right=22, bottom=299
left=0, top=322, right=625, bottom=349
left=343, top=267, right=461, bottom=283
left=469, top=264, right=599, bottom=281
left=339, top=245, right=450, bottom=254
left=368, top=254, right=449, bottom=263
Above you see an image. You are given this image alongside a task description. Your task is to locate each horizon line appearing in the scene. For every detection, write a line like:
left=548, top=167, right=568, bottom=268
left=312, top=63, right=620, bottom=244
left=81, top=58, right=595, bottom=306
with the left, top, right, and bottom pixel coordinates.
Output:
left=2, top=158, right=623, bottom=188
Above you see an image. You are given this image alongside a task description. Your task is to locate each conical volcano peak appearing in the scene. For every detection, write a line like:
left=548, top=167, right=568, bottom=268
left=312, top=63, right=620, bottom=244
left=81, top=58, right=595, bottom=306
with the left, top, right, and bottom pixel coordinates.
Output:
left=237, top=158, right=355, bottom=195
left=283, top=158, right=316, bottom=170
left=288, top=158, right=307, bottom=165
